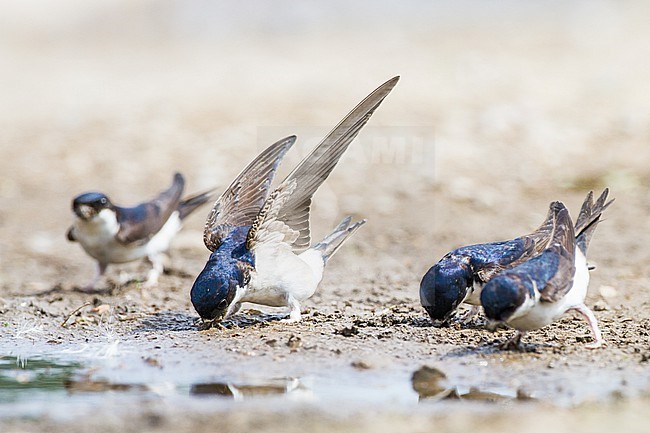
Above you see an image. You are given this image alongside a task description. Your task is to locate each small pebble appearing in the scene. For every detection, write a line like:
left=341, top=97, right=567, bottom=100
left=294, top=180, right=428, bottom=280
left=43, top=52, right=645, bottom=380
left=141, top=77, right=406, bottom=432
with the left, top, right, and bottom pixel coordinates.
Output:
left=599, top=285, right=618, bottom=298
left=593, top=300, right=610, bottom=311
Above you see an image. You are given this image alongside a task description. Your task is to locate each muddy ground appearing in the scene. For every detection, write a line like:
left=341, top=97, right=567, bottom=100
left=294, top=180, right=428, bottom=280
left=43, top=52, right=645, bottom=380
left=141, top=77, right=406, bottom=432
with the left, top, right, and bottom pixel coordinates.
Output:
left=1, top=1, right=650, bottom=432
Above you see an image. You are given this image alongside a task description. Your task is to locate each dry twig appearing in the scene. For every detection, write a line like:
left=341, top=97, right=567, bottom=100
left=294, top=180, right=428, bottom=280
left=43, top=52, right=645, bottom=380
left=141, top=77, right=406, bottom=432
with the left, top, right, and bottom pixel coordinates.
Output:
left=60, top=301, right=92, bottom=327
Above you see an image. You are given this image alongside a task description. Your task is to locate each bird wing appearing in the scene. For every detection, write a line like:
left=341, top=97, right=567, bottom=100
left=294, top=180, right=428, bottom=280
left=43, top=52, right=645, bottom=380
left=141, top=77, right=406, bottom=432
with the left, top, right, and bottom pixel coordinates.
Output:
left=202, top=136, right=296, bottom=251
left=472, top=237, right=534, bottom=283
left=115, top=173, right=185, bottom=244
left=472, top=201, right=558, bottom=283
left=538, top=202, right=577, bottom=302
left=525, top=200, right=558, bottom=255
left=246, top=76, right=400, bottom=252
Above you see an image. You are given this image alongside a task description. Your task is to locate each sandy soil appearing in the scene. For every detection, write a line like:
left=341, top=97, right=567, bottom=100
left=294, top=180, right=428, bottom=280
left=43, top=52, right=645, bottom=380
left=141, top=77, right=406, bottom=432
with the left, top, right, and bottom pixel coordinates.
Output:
left=1, top=1, right=650, bottom=432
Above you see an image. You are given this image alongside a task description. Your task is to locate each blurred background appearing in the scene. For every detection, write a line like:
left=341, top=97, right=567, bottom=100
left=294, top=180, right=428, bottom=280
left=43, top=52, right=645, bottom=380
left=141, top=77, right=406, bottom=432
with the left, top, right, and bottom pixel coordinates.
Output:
left=1, top=0, right=650, bottom=295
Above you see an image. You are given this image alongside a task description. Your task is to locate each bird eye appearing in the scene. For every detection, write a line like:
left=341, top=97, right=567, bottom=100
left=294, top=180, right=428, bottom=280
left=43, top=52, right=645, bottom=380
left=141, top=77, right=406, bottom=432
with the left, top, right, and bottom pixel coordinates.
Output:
left=100, top=198, right=107, bottom=204
left=218, top=299, right=228, bottom=309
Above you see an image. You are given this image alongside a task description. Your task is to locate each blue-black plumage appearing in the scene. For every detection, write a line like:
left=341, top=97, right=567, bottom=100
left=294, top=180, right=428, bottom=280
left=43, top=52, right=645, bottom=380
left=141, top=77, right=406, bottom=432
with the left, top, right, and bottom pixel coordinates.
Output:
left=480, top=192, right=613, bottom=350
left=191, top=226, right=253, bottom=321
left=480, top=250, right=560, bottom=322
left=419, top=212, right=554, bottom=323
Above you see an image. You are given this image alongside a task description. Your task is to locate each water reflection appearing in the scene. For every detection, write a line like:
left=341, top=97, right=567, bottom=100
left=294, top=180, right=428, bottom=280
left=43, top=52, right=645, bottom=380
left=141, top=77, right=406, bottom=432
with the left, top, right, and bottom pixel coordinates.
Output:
left=1, top=355, right=305, bottom=403
left=64, top=379, right=149, bottom=393
left=411, top=365, right=534, bottom=403
left=1, top=354, right=539, bottom=419
left=191, top=378, right=301, bottom=400
left=0, top=356, right=82, bottom=402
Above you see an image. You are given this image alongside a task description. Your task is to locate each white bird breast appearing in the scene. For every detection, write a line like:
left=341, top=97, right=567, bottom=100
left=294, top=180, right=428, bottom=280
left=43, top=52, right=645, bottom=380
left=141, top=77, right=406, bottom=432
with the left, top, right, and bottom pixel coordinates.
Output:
left=242, top=245, right=325, bottom=307
left=73, top=209, right=181, bottom=264
left=463, top=280, right=484, bottom=306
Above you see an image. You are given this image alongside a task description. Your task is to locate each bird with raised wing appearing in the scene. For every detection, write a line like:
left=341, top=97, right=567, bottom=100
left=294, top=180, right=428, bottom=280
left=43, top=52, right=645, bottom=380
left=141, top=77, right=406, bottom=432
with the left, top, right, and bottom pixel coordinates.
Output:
left=190, top=77, right=399, bottom=325
left=480, top=190, right=613, bottom=350
left=67, top=173, right=216, bottom=289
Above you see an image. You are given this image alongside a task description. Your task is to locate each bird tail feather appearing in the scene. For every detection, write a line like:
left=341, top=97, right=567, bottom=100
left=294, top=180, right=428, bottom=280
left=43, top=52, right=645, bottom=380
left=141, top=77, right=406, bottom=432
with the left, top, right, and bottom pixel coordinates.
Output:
left=312, top=217, right=366, bottom=263
left=574, top=188, right=614, bottom=255
left=178, top=188, right=219, bottom=220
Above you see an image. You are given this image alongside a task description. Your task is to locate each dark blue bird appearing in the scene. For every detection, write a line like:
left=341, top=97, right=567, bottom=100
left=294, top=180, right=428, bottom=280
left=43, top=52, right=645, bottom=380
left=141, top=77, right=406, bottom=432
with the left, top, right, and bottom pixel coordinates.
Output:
left=419, top=203, right=557, bottom=324
left=481, top=190, right=613, bottom=350
left=191, top=77, right=399, bottom=325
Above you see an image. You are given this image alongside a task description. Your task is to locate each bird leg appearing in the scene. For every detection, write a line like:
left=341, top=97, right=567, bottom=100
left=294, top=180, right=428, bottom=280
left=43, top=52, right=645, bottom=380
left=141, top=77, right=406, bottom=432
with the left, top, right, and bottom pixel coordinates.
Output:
left=499, top=331, right=525, bottom=351
left=82, top=262, right=107, bottom=291
left=225, top=302, right=242, bottom=320
left=453, top=305, right=480, bottom=325
left=280, top=296, right=302, bottom=323
left=571, top=303, right=604, bottom=349
left=144, top=254, right=165, bottom=288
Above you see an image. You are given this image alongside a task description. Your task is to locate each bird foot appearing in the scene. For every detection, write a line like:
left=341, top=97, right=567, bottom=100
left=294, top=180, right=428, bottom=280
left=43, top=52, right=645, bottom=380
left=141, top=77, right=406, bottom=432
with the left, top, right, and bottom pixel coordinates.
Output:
left=452, top=306, right=479, bottom=325
left=143, top=268, right=160, bottom=289
left=279, top=297, right=302, bottom=324
left=498, top=332, right=525, bottom=351
left=142, top=278, right=158, bottom=289
left=584, top=339, right=605, bottom=350
left=80, top=284, right=96, bottom=293
left=499, top=340, right=523, bottom=351
left=74, top=284, right=110, bottom=295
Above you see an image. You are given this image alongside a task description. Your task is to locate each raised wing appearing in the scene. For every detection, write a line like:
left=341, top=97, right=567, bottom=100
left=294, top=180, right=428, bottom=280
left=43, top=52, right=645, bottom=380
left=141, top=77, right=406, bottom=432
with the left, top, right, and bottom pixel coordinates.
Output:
left=202, top=136, right=296, bottom=251
left=115, top=173, right=185, bottom=244
left=539, top=202, right=577, bottom=302
left=247, top=76, right=400, bottom=252
left=246, top=180, right=299, bottom=251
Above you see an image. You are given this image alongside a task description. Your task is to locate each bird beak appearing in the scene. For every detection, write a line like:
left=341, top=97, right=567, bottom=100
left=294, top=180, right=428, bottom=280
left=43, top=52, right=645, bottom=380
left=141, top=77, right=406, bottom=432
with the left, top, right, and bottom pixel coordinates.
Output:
left=198, top=317, right=225, bottom=331
left=430, top=317, right=452, bottom=328
left=74, top=205, right=95, bottom=220
left=486, top=320, right=500, bottom=332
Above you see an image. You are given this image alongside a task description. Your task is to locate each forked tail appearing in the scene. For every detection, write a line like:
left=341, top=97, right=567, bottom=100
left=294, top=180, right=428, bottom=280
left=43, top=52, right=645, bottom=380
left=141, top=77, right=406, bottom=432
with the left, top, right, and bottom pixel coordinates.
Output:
left=312, top=216, right=366, bottom=263
left=178, top=188, right=219, bottom=220
left=574, top=188, right=614, bottom=255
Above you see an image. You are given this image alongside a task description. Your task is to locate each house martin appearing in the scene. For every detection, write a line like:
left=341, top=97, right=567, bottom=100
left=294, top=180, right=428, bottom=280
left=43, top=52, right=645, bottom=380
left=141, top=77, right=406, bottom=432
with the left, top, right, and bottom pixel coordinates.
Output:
left=67, top=173, right=216, bottom=289
left=420, top=202, right=558, bottom=325
left=190, top=76, right=399, bottom=325
left=480, top=190, right=613, bottom=350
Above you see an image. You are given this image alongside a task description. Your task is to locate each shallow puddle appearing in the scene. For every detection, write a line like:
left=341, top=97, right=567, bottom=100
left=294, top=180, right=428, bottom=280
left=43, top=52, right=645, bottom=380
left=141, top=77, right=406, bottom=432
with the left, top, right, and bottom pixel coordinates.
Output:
left=0, top=352, right=535, bottom=421
left=410, top=365, right=534, bottom=402
left=0, top=351, right=415, bottom=419
left=0, top=356, right=82, bottom=401
left=0, top=334, right=646, bottom=422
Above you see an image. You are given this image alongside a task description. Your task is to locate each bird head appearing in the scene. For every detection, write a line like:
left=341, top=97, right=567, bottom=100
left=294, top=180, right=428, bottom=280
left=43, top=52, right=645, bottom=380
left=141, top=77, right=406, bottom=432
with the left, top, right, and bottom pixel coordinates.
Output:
left=72, top=192, right=114, bottom=220
left=419, top=257, right=473, bottom=323
left=190, top=256, right=239, bottom=324
left=480, top=275, right=525, bottom=325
